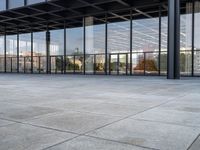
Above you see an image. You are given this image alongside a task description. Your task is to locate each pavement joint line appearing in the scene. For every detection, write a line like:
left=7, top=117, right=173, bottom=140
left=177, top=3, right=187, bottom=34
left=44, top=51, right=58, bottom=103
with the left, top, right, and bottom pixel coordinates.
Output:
left=132, top=118, right=200, bottom=128
left=187, top=133, right=200, bottom=150
left=0, top=113, right=162, bottom=150
left=86, top=94, right=181, bottom=133
left=41, top=135, right=82, bottom=150
left=1, top=90, right=181, bottom=143
left=0, top=117, right=81, bottom=136
left=84, top=135, right=159, bottom=150
left=0, top=117, right=22, bottom=124
left=1, top=75, right=199, bottom=150
left=42, top=133, right=158, bottom=150
left=0, top=122, right=17, bottom=128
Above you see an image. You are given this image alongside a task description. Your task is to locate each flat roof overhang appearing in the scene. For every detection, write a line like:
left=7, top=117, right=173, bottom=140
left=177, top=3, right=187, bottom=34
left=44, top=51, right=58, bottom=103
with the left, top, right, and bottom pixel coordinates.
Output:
left=0, top=0, right=189, bottom=35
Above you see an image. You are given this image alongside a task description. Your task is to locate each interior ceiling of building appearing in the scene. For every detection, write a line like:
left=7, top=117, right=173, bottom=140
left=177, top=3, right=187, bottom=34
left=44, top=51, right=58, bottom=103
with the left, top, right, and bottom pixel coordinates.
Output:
left=0, top=0, right=188, bottom=35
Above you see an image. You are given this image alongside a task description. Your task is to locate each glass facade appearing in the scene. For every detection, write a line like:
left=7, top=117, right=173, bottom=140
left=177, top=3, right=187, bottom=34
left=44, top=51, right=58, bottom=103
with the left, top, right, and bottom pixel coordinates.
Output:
left=0, top=0, right=200, bottom=77
left=50, top=29, right=64, bottom=73
left=180, top=2, right=193, bottom=76
left=108, top=16, right=130, bottom=75
left=0, top=36, right=4, bottom=72
left=19, top=33, right=31, bottom=73
left=0, top=0, right=6, bottom=11
left=85, top=16, right=106, bottom=74
left=33, top=32, right=46, bottom=73
left=27, top=0, right=45, bottom=5
left=9, top=0, right=24, bottom=9
left=6, top=35, right=17, bottom=72
left=194, top=1, right=200, bottom=76
left=0, top=0, right=47, bottom=11
left=66, top=25, right=83, bottom=73
left=132, top=13, right=159, bottom=75
left=160, top=15, right=168, bottom=75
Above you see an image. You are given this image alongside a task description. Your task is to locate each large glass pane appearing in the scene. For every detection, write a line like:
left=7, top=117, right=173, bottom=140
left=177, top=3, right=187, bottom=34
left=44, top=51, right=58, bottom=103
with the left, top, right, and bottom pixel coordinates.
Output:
left=110, top=54, right=118, bottom=75
left=0, top=0, right=6, bottom=11
left=0, top=35, right=5, bottom=72
left=194, top=51, right=200, bottom=75
left=160, top=15, right=168, bottom=75
left=145, top=52, right=159, bottom=75
left=160, top=51, right=167, bottom=75
left=6, top=35, right=17, bottom=72
left=180, top=1, right=192, bottom=76
left=95, top=54, right=105, bottom=74
left=132, top=52, right=145, bottom=75
left=27, top=0, right=45, bottom=5
left=19, top=33, right=31, bottom=73
left=108, top=21, right=130, bottom=53
left=9, top=0, right=24, bottom=9
left=194, top=1, right=200, bottom=76
left=132, top=9, right=159, bottom=75
left=33, top=32, right=46, bottom=73
left=119, top=54, right=127, bottom=75
left=50, top=29, right=64, bottom=73
left=85, top=16, right=106, bottom=74
left=66, top=26, right=83, bottom=73
left=180, top=50, right=192, bottom=76
left=66, top=56, right=74, bottom=73
left=108, top=12, right=130, bottom=75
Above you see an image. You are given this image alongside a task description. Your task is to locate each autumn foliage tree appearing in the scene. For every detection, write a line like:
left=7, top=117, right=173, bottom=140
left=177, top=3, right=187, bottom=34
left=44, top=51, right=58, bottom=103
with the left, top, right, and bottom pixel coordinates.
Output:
left=134, top=59, right=158, bottom=72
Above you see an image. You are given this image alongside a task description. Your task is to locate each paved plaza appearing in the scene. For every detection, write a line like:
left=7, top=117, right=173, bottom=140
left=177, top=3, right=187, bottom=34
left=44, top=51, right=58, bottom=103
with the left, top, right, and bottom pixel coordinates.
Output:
left=0, top=74, right=200, bottom=150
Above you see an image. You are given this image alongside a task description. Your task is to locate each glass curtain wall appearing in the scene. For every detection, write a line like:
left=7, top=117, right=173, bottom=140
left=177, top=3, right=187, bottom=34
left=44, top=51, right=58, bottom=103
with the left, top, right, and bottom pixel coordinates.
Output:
left=9, top=0, right=24, bottom=9
left=6, top=35, right=17, bottom=72
left=160, top=8, right=168, bottom=75
left=19, top=33, right=31, bottom=73
left=180, top=1, right=193, bottom=76
left=0, top=35, right=5, bottom=72
left=85, top=16, right=106, bottom=74
left=27, top=0, right=45, bottom=5
left=132, top=10, right=159, bottom=75
left=0, top=0, right=6, bottom=11
left=194, top=0, right=200, bottom=76
left=108, top=12, right=130, bottom=75
left=33, top=31, right=46, bottom=73
left=66, top=25, right=83, bottom=73
left=2, top=1, right=200, bottom=77
left=50, top=29, right=64, bottom=73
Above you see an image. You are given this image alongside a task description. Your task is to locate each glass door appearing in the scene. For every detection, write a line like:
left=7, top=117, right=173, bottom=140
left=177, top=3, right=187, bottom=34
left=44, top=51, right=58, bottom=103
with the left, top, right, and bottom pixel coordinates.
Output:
left=109, top=54, right=118, bottom=75
left=119, top=54, right=128, bottom=75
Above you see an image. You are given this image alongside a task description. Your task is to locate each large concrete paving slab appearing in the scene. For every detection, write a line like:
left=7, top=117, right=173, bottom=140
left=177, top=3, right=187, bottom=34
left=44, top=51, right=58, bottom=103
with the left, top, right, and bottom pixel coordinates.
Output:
left=189, top=136, right=200, bottom=150
left=0, top=74, right=200, bottom=150
left=0, top=102, right=60, bottom=122
left=26, top=110, right=120, bottom=134
left=131, top=100, right=200, bottom=127
left=0, top=119, right=14, bottom=127
left=0, top=123, right=76, bottom=150
left=47, top=136, right=148, bottom=150
left=77, top=102, right=148, bottom=117
left=87, top=119, right=200, bottom=150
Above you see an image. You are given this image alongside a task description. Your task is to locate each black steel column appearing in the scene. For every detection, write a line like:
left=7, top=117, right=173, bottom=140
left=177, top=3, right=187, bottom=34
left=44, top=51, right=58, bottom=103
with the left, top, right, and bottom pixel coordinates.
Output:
left=4, top=26, right=6, bottom=73
left=6, top=0, right=8, bottom=10
left=158, top=5, right=162, bottom=76
left=192, top=0, right=195, bottom=76
left=105, top=14, right=108, bottom=75
left=64, top=22, right=67, bottom=74
left=130, top=10, right=133, bottom=75
left=167, top=0, right=180, bottom=79
left=46, top=27, right=51, bottom=74
left=24, top=0, right=27, bottom=6
left=31, top=30, right=33, bottom=73
left=83, top=17, right=86, bottom=75
left=17, top=28, right=19, bottom=73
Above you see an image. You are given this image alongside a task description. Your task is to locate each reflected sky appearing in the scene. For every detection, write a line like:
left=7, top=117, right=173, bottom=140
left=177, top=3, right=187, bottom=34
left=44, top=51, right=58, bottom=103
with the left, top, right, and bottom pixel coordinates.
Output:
left=0, top=13, right=200, bottom=56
